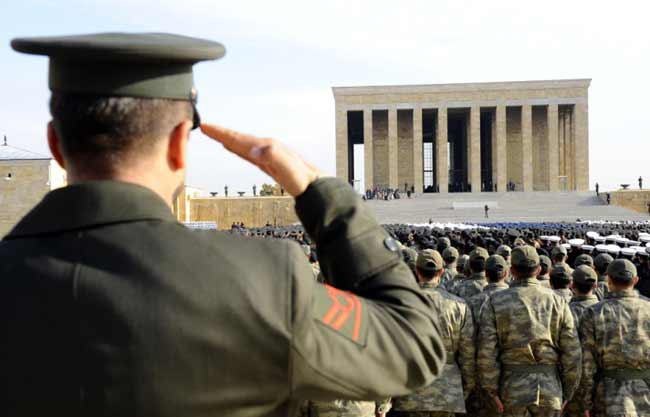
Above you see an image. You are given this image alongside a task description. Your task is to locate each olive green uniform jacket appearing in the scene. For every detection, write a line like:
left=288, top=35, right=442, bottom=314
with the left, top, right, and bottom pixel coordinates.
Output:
left=578, top=290, right=650, bottom=416
left=478, top=277, right=582, bottom=411
left=0, top=178, right=445, bottom=417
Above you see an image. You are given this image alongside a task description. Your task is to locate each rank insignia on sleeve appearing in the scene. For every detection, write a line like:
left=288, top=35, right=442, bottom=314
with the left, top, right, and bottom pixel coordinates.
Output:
left=313, top=284, right=368, bottom=345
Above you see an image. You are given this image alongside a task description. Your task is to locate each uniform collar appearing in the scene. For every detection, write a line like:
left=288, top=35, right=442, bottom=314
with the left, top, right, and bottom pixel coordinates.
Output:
left=606, top=289, right=639, bottom=299
left=571, top=294, right=597, bottom=302
left=597, top=274, right=607, bottom=282
left=511, top=277, right=540, bottom=287
left=468, top=272, right=486, bottom=281
left=486, top=282, right=509, bottom=290
left=5, top=181, right=176, bottom=238
left=420, top=281, right=438, bottom=290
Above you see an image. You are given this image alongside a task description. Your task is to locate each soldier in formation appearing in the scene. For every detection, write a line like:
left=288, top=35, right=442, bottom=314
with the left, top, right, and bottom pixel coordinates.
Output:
left=392, top=250, right=475, bottom=417
left=478, top=246, right=582, bottom=417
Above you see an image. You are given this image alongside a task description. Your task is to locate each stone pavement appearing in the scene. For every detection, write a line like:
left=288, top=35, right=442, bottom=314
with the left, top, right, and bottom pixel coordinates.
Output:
left=365, top=191, right=649, bottom=224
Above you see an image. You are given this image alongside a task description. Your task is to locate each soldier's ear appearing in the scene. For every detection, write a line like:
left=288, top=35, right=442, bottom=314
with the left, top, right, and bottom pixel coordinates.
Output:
left=167, top=120, right=192, bottom=171
left=47, top=121, right=65, bottom=170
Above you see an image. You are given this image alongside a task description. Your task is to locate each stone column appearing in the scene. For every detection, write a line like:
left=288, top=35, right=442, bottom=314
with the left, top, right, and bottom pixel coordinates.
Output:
left=388, top=107, right=398, bottom=189
left=436, top=107, right=448, bottom=193
left=573, top=101, right=589, bottom=191
left=413, top=106, right=423, bottom=193
left=547, top=103, right=559, bottom=191
left=335, top=107, right=348, bottom=181
left=363, top=109, right=373, bottom=190
left=521, top=104, right=533, bottom=191
left=494, top=105, right=507, bottom=192
left=469, top=106, right=481, bottom=192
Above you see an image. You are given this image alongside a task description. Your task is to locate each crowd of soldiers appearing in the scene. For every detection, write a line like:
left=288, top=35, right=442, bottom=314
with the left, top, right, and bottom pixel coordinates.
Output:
left=233, top=222, right=650, bottom=417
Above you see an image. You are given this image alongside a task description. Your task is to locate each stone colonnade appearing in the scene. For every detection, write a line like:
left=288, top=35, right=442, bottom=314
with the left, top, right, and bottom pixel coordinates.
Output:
left=334, top=80, right=590, bottom=193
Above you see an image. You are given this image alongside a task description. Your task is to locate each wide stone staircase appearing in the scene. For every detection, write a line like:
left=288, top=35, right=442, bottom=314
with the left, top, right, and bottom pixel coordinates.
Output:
left=365, top=191, right=649, bottom=224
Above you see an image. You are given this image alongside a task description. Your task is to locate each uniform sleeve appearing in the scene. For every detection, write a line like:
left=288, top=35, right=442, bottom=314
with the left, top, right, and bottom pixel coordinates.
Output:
left=578, top=308, right=597, bottom=411
left=558, top=301, right=582, bottom=402
left=477, top=298, right=500, bottom=396
left=459, top=303, right=476, bottom=399
left=290, top=178, right=446, bottom=400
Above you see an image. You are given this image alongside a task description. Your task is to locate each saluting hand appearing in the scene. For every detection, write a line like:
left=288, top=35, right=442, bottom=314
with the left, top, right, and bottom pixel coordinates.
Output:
left=201, top=123, right=321, bottom=197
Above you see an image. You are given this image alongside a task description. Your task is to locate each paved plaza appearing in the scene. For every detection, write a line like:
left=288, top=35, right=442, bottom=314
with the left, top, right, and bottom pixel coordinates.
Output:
left=365, top=191, right=649, bottom=224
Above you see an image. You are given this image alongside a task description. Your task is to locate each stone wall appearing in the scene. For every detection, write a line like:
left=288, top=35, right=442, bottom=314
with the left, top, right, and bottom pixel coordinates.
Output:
left=604, top=190, right=650, bottom=215
left=532, top=106, right=548, bottom=190
left=186, top=196, right=297, bottom=229
left=506, top=107, right=523, bottom=190
left=372, top=110, right=389, bottom=188
left=397, top=109, right=414, bottom=191
left=0, top=159, right=66, bottom=236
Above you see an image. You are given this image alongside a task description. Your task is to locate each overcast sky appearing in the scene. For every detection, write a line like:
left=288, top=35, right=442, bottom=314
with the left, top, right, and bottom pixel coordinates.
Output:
left=2, top=0, right=649, bottom=194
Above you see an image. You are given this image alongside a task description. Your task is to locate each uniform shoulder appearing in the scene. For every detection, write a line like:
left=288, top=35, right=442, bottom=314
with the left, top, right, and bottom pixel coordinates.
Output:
left=437, top=288, right=467, bottom=304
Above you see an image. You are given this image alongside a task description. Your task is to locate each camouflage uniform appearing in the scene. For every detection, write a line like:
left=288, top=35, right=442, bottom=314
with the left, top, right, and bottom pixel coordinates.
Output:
left=537, top=276, right=552, bottom=289
left=392, top=283, right=475, bottom=416
left=303, top=399, right=391, bottom=417
left=440, top=265, right=457, bottom=287
left=455, top=272, right=487, bottom=300
left=594, top=276, right=609, bottom=301
left=579, top=261, right=650, bottom=417
left=553, top=288, right=573, bottom=304
left=467, top=279, right=509, bottom=417
left=478, top=246, right=582, bottom=417
left=564, top=266, right=600, bottom=417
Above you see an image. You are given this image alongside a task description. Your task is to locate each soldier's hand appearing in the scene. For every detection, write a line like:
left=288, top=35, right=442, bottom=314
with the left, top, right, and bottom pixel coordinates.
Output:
left=201, top=123, right=321, bottom=197
left=492, top=395, right=505, bottom=413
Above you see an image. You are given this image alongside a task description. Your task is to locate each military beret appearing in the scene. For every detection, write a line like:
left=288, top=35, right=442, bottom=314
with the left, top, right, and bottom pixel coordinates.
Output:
left=551, top=245, right=568, bottom=257
left=512, top=245, right=540, bottom=268
left=442, top=246, right=459, bottom=262
left=550, top=263, right=572, bottom=283
left=572, top=265, right=597, bottom=285
left=574, top=254, right=594, bottom=268
left=469, top=247, right=489, bottom=262
left=486, top=255, right=508, bottom=274
left=417, top=249, right=444, bottom=273
left=607, top=259, right=637, bottom=283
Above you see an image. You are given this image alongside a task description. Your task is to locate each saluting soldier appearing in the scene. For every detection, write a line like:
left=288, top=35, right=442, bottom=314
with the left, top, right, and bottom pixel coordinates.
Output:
left=392, top=250, right=475, bottom=417
left=2, top=33, right=446, bottom=417
left=579, top=259, right=650, bottom=416
left=478, top=246, right=582, bottom=417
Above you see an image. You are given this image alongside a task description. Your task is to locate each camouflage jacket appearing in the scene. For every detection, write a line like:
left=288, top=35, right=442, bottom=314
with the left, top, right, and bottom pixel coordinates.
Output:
left=569, top=294, right=598, bottom=326
left=594, top=276, right=609, bottom=301
left=478, top=277, right=582, bottom=410
left=302, top=399, right=391, bottom=417
left=442, top=274, right=464, bottom=294
left=537, top=276, right=552, bottom=289
left=393, top=284, right=475, bottom=413
left=554, top=288, right=573, bottom=304
left=578, top=290, right=650, bottom=416
left=467, top=282, right=510, bottom=324
left=440, top=266, right=458, bottom=286
left=455, top=272, right=487, bottom=301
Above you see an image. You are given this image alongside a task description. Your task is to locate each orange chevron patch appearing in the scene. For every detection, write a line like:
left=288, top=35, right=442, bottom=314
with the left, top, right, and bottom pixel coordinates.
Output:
left=318, top=284, right=364, bottom=342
